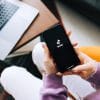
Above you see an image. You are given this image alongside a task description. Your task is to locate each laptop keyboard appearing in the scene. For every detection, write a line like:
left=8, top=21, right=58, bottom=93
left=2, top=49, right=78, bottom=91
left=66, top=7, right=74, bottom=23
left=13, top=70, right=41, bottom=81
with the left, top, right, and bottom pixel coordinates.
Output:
left=0, top=1, right=19, bottom=30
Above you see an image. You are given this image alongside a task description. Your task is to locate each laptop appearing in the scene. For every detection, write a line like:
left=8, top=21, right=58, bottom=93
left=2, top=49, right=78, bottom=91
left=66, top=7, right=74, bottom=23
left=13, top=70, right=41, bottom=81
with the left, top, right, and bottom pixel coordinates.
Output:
left=0, top=0, right=39, bottom=60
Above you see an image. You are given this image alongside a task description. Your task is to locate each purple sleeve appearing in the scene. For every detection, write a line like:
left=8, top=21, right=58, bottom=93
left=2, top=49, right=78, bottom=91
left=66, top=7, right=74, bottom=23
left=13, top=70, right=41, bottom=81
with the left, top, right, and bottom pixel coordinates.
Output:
left=40, top=74, right=68, bottom=100
left=87, top=62, right=100, bottom=89
left=84, top=90, right=100, bottom=100
left=85, top=62, right=100, bottom=100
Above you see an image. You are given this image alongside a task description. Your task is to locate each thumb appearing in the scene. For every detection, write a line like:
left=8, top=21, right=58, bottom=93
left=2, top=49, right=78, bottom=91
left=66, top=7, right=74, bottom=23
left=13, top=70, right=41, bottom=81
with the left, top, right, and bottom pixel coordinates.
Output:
left=72, top=63, right=89, bottom=73
left=42, top=42, right=50, bottom=59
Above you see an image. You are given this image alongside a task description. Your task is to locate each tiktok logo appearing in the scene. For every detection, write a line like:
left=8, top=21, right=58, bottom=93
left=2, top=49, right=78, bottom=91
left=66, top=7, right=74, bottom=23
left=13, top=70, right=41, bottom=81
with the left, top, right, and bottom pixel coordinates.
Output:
left=56, top=39, right=63, bottom=48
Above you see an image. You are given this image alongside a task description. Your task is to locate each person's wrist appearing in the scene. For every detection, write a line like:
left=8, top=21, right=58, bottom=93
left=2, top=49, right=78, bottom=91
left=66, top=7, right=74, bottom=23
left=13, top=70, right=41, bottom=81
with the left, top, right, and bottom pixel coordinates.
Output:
left=42, top=64, right=58, bottom=75
left=42, top=69, right=62, bottom=77
left=42, top=70, right=57, bottom=76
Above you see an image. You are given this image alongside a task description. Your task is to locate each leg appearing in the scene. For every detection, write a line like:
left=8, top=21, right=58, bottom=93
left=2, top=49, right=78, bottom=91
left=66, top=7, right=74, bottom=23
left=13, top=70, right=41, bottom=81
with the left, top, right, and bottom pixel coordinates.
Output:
left=0, top=66, right=43, bottom=100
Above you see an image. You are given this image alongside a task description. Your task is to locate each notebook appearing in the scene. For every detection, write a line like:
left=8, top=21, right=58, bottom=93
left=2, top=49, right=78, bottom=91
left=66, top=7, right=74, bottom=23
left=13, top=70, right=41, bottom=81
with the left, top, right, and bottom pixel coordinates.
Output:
left=0, top=0, right=39, bottom=60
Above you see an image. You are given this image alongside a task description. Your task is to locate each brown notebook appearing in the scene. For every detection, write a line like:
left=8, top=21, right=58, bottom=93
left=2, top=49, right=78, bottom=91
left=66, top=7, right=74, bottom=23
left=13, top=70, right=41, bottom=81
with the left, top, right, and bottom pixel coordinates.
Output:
left=13, top=0, right=59, bottom=51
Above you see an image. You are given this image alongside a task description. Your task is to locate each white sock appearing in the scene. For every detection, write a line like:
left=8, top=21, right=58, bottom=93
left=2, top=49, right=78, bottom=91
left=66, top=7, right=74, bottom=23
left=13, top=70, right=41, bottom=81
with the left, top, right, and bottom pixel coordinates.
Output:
left=32, top=42, right=46, bottom=73
left=0, top=66, right=42, bottom=100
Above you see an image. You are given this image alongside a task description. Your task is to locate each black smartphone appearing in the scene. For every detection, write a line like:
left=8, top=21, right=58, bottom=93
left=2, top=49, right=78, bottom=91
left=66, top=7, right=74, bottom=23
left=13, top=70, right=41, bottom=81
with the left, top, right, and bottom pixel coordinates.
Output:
left=42, top=24, right=80, bottom=72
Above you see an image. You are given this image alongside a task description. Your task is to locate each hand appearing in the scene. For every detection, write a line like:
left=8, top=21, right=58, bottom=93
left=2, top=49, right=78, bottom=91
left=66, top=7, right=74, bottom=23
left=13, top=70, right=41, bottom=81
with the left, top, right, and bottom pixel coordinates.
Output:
left=72, top=51, right=97, bottom=79
left=32, top=42, right=57, bottom=75
left=33, top=30, right=78, bottom=76
left=42, top=30, right=78, bottom=75
left=41, top=30, right=78, bottom=75
left=42, top=43, right=57, bottom=75
left=38, top=43, right=76, bottom=76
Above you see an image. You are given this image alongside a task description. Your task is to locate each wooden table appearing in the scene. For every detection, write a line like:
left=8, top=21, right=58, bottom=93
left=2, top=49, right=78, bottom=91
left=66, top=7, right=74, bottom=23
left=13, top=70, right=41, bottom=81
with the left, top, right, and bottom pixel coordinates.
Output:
left=13, top=0, right=59, bottom=51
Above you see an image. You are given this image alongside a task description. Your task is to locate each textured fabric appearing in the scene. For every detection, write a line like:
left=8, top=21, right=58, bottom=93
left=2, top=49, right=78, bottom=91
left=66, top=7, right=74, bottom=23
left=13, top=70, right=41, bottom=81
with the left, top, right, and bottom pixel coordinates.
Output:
left=40, top=74, right=67, bottom=100
left=84, top=90, right=100, bottom=100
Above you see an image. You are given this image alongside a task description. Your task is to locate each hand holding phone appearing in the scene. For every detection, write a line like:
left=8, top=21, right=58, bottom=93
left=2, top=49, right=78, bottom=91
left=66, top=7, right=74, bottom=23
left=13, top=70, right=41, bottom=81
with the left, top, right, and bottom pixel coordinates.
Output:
left=42, top=24, right=80, bottom=72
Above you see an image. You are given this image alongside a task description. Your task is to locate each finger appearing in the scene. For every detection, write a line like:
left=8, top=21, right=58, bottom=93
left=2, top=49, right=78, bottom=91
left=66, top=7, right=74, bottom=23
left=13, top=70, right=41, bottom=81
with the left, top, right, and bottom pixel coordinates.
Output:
left=56, top=72, right=63, bottom=76
left=72, top=64, right=89, bottom=72
left=78, top=52, right=93, bottom=63
left=66, top=30, right=79, bottom=47
left=63, top=71, right=74, bottom=75
left=66, top=30, right=72, bottom=36
left=72, top=71, right=87, bottom=79
left=42, top=42, right=50, bottom=58
left=56, top=71, right=74, bottom=76
left=72, top=42, right=78, bottom=47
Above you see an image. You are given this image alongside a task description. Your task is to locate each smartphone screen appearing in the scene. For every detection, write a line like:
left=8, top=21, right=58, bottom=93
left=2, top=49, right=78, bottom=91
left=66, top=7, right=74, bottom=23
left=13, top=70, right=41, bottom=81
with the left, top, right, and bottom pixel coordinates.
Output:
left=42, top=24, right=80, bottom=72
